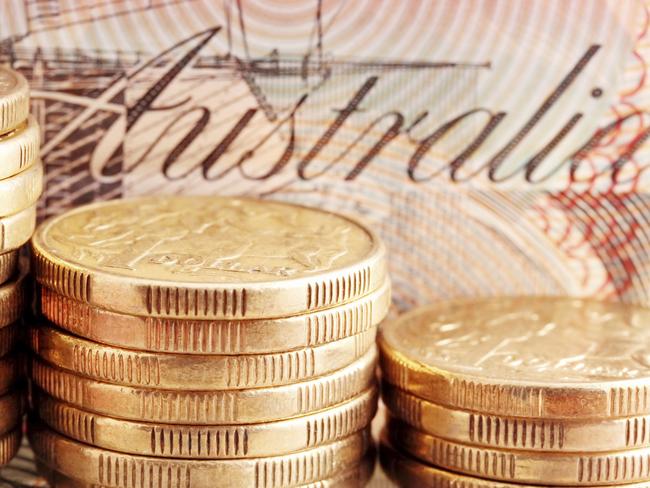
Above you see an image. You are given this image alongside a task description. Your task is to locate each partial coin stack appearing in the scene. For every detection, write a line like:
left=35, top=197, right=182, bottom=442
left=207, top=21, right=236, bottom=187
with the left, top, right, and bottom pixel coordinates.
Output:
left=28, top=196, right=389, bottom=487
left=379, top=297, right=650, bottom=487
left=0, top=66, right=43, bottom=469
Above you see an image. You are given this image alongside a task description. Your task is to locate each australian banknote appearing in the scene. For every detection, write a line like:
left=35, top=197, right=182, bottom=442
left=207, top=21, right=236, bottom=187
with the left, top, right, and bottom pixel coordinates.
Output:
left=1, top=0, right=648, bottom=308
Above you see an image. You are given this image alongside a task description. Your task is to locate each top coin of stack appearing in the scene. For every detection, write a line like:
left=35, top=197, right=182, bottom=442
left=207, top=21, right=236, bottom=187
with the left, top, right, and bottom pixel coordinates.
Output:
left=379, top=297, right=650, bottom=487
left=0, top=66, right=42, bottom=470
left=28, top=196, right=389, bottom=488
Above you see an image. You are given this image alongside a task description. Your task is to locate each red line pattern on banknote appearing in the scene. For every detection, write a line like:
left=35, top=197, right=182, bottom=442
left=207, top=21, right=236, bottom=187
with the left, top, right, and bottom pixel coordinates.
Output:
left=535, top=3, right=650, bottom=302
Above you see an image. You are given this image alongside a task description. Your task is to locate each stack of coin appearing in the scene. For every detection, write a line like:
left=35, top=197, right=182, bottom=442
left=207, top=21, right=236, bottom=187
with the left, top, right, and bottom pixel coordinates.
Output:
left=0, top=66, right=43, bottom=469
left=379, top=297, right=650, bottom=487
left=27, top=196, right=389, bottom=487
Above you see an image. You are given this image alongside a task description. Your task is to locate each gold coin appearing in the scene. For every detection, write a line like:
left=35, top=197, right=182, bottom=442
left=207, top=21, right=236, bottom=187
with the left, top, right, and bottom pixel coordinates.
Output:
left=0, top=68, right=29, bottom=136
left=379, top=297, right=650, bottom=419
left=0, top=265, right=27, bottom=328
left=383, top=382, right=650, bottom=452
left=39, top=452, right=375, bottom=488
left=379, top=438, right=650, bottom=488
left=0, top=354, right=22, bottom=394
left=39, top=280, right=390, bottom=355
left=0, top=161, right=43, bottom=217
left=30, top=347, right=376, bottom=424
left=296, top=450, right=375, bottom=488
left=34, top=466, right=95, bottom=488
left=34, top=387, right=376, bottom=458
left=0, top=427, right=21, bottom=467
left=32, top=196, right=387, bottom=319
left=0, top=116, right=39, bottom=180
left=30, top=423, right=371, bottom=488
left=30, top=322, right=375, bottom=390
left=0, top=390, right=23, bottom=437
left=0, top=251, right=18, bottom=284
left=387, top=416, right=650, bottom=486
left=0, top=204, right=37, bottom=253
left=0, top=322, right=19, bottom=358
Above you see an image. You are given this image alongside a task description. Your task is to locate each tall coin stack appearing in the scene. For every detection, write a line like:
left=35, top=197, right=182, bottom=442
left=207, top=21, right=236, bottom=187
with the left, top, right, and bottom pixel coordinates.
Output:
left=0, top=66, right=43, bottom=469
left=27, top=196, right=389, bottom=488
left=379, top=298, right=650, bottom=487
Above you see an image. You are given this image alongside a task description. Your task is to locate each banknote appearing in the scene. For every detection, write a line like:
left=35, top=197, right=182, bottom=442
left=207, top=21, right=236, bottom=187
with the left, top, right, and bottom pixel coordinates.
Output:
left=1, top=1, right=649, bottom=485
left=1, top=0, right=648, bottom=309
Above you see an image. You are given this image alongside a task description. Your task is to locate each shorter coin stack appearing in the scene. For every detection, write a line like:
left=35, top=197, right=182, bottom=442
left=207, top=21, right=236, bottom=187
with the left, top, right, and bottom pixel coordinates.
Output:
left=28, top=196, right=389, bottom=487
left=0, top=66, right=43, bottom=469
left=379, top=297, right=650, bottom=487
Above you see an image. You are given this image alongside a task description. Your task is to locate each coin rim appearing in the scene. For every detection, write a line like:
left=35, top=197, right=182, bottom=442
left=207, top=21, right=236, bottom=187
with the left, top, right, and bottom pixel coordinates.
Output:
left=0, top=322, right=20, bottom=359
left=30, top=347, right=377, bottom=424
left=0, top=390, right=23, bottom=438
left=382, top=382, right=650, bottom=452
left=30, top=423, right=371, bottom=488
left=34, top=387, right=377, bottom=458
left=379, top=436, right=544, bottom=488
left=386, top=416, right=650, bottom=486
left=0, top=161, right=43, bottom=217
left=0, top=252, right=18, bottom=286
left=39, top=279, right=390, bottom=354
left=30, top=323, right=376, bottom=390
left=0, top=427, right=21, bottom=467
left=0, top=205, right=37, bottom=253
left=38, top=452, right=376, bottom=488
left=0, top=354, right=22, bottom=395
left=0, top=264, right=28, bottom=329
left=0, top=116, right=40, bottom=180
left=0, top=68, right=29, bottom=136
